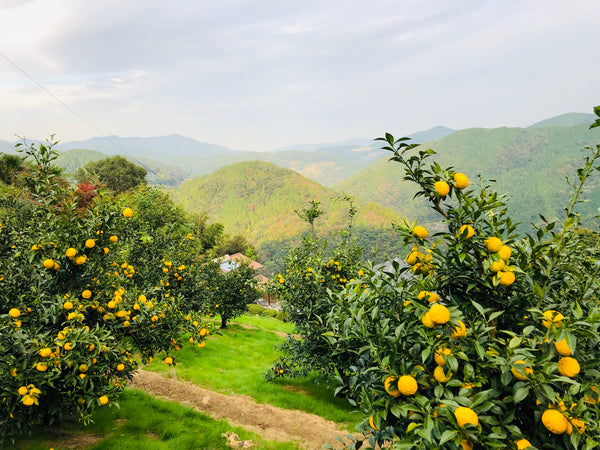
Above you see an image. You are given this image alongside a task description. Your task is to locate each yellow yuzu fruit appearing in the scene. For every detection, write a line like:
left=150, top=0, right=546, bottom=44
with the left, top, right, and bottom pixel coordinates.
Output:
left=39, top=348, right=52, bottom=357
left=511, top=360, right=533, bottom=380
left=499, top=271, right=516, bottom=286
left=369, top=416, right=377, bottom=430
left=453, top=172, right=469, bottom=189
left=542, top=409, right=568, bottom=434
left=454, top=407, right=478, bottom=428
left=490, top=259, right=505, bottom=273
left=459, top=224, right=475, bottom=239
left=452, top=320, right=467, bottom=338
left=460, top=440, right=473, bottom=450
left=557, top=357, right=580, bottom=378
left=384, top=376, right=400, bottom=397
left=515, top=439, right=533, bottom=449
left=554, top=339, right=572, bottom=356
left=421, top=311, right=435, bottom=328
left=497, top=245, right=512, bottom=261
left=397, top=375, right=418, bottom=396
left=433, top=365, right=453, bottom=383
left=484, top=237, right=503, bottom=252
left=542, top=310, right=564, bottom=328
left=413, top=225, right=428, bottom=239
left=434, top=347, right=452, bottom=366
left=429, top=304, right=450, bottom=325
left=434, top=180, right=450, bottom=197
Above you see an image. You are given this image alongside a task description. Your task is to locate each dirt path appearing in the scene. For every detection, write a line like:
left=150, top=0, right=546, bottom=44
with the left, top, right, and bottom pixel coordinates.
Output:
left=131, top=370, right=356, bottom=450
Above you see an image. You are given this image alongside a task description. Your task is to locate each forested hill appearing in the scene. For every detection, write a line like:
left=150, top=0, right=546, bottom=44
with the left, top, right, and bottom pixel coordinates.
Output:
left=170, top=160, right=404, bottom=247
left=337, top=123, right=600, bottom=230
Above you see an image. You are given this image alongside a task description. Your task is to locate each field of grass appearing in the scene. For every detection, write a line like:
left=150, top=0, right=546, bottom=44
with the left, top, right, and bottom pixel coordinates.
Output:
left=145, top=314, right=358, bottom=425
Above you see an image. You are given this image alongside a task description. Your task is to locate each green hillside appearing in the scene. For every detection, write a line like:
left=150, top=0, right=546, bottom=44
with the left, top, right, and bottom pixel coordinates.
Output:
left=170, top=160, right=404, bottom=251
left=337, top=123, right=600, bottom=230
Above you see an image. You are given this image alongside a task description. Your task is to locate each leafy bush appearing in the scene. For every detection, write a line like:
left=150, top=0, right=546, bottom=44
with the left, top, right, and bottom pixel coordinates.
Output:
left=268, top=199, right=365, bottom=380
left=319, top=122, right=600, bottom=449
left=247, top=304, right=287, bottom=322
left=0, top=139, right=211, bottom=444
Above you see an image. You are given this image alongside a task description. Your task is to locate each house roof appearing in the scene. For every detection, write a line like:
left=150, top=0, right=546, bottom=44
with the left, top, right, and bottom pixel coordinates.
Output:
left=228, top=252, right=264, bottom=270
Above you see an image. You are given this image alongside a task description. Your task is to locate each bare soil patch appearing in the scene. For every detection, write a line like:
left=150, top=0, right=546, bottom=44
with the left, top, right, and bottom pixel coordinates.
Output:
left=131, top=369, right=355, bottom=450
left=26, top=427, right=106, bottom=449
left=238, top=323, right=299, bottom=339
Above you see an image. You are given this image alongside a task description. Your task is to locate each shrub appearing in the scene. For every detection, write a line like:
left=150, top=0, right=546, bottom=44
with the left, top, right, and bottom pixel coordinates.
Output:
left=268, top=198, right=364, bottom=380
left=0, top=139, right=211, bottom=444
left=321, top=123, right=600, bottom=449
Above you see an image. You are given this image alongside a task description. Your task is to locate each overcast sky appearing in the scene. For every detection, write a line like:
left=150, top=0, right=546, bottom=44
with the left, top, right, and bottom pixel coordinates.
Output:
left=0, top=0, right=599, bottom=151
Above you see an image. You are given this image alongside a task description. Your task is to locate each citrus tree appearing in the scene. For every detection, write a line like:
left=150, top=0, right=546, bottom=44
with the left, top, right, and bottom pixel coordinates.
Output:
left=321, top=117, right=600, bottom=449
left=268, top=199, right=365, bottom=379
left=0, top=139, right=211, bottom=444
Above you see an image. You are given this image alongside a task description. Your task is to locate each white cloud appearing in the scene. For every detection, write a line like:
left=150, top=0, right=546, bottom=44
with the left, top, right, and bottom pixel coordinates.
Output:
left=0, top=0, right=598, bottom=149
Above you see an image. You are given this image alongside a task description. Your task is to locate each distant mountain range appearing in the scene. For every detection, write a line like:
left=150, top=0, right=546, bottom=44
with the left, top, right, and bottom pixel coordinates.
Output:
left=3, top=111, right=599, bottom=238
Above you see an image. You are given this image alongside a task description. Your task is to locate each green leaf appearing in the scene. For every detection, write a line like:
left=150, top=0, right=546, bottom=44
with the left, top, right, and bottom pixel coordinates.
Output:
left=508, top=337, right=521, bottom=349
left=474, top=341, right=485, bottom=361
left=471, top=300, right=486, bottom=318
left=438, top=430, right=457, bottom=445
left=513, top=386, right=530, bottom=404
left=406, top=422, right=420, bottom=433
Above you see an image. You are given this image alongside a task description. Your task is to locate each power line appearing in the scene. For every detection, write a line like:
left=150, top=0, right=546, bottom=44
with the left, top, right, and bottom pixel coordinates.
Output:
left=0, top=50, right=126, bottom=154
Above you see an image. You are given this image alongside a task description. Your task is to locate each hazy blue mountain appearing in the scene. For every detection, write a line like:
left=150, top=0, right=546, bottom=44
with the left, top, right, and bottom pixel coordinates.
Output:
left=271, top=137, right=373, bottom=153
left=409, top=126, right=456, bottom=142
left=528, top=112, right=596, bottom=128
left=57, top=134, right=241, bottom=165
left=0, top=140, right=14, bottom=153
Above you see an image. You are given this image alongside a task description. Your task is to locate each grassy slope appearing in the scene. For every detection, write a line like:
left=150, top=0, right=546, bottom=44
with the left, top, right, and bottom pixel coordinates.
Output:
left=145, top=315, right=358, bottom=425
left=337, top=124, right=600, bottom=229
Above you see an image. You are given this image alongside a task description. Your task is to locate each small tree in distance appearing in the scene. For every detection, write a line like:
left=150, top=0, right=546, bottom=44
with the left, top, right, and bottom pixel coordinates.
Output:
left=77, top=155, right=147, bottom=194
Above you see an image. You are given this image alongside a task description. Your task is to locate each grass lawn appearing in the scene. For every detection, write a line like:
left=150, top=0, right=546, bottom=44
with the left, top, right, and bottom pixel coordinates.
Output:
left=17, top=389, right=299, bottom=450
left=145, top=314, right=359, bottom=426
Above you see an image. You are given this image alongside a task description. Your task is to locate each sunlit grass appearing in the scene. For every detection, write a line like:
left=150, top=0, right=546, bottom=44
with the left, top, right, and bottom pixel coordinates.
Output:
left=146, top=314, right=358, bottom=426
left=233, top=312, right=295, bottom=334
left=18, top=389, right=299, bottom=450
